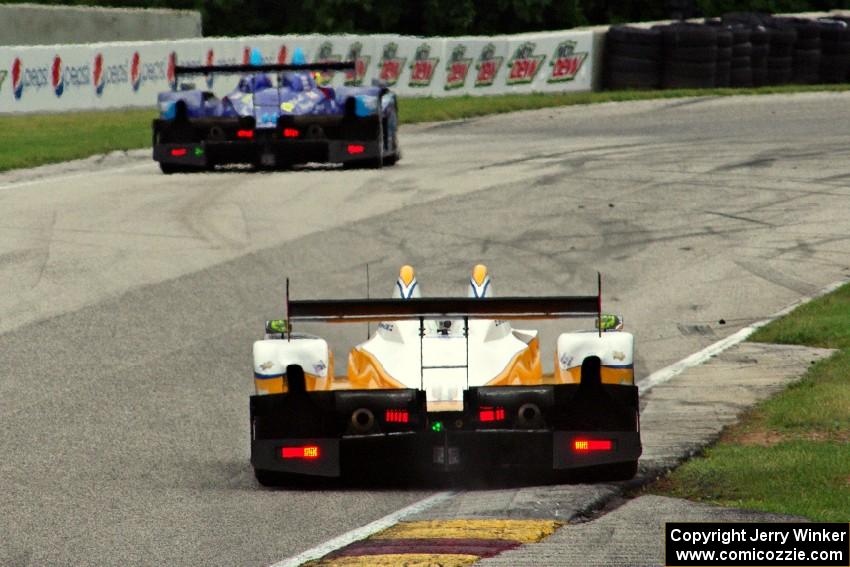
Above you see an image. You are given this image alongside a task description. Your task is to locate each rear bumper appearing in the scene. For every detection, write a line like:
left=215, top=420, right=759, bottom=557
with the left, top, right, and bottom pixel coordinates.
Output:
left=153, top=138, right=381, bottom=167
left=251, top=429, right=642, bottom=478
left=250, top=383, right=642, bottom=479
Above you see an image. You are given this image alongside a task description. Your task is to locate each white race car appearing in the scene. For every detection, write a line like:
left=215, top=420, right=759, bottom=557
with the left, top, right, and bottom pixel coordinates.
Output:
left=250, top=265, right=641, bottom=485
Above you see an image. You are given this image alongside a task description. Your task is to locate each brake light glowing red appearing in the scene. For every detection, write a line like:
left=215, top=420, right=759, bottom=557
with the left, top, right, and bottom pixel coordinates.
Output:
left=237, top=129, right=254, bottom=139
left=281, top=445, right=321, bottom=459
left=347, top=144, right=365, bottom=155
left=385, top=408, right=409, bottom=423
left=573, top=439, right=613, bottom=452
left=283, top=128, right=300, bottom=138
left=170, top=148, right=187, bottom=157
left=479, top=406, right=506, bottom=422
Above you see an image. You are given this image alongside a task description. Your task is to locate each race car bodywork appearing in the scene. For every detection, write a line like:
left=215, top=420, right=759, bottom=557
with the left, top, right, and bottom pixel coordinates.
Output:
left=250, top=266, right=641, bottom=485
left=152, top=57, right=400, bottom=173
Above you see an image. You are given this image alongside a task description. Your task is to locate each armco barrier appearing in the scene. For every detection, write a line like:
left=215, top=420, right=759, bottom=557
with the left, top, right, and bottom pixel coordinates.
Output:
left=0, top=31, right=595, bottom=114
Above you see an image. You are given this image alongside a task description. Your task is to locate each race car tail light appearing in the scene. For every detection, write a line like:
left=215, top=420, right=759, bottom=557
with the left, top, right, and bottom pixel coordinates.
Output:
left=237, top=129, right=254, bottom=139
left=283, top=128, right=300, bottom=138
left=347, top=144, right=365, bottom=155
left=572, top=439, right=613, bottom=452
left=281, top=445, right=321, bottom=460
left=170, top=148, right=188, bottom=157
left=385, top=408, right=409, bottom=423
left=478, top=406, right=506, bottom=422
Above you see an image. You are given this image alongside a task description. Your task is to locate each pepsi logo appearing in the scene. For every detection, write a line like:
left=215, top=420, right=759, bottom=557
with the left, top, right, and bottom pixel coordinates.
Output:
left=93, top=53, right=104, bottom=96
left=167, top=51, right=176, bottom=90
left=205, top=49, right=215, bottom=88
left=277, top=46, right=287, bottom=64
left=12, top=57, right=23, bottom=100
left=52, top=55, right=64, bottom=97
left=131, top=52, right=141, bottom=91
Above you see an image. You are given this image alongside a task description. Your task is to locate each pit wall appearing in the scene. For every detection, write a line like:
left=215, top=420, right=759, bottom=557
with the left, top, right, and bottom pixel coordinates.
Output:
left=0, top=3, right=202, bottom=46
left=0, top=32, right=595, bottom=113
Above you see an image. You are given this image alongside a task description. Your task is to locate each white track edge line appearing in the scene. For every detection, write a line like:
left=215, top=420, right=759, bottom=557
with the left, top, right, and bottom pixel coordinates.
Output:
left=0, top=163, right=150, bottom=192
left=269, top=490, right=456, bottom=567
left=637, top=277, right=848, bottom=395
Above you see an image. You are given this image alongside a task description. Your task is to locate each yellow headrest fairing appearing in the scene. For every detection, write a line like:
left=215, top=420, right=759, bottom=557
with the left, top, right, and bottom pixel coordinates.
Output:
left=399, top=265, right=415, bottom=287
left=472, top=264, right=488, bottom=286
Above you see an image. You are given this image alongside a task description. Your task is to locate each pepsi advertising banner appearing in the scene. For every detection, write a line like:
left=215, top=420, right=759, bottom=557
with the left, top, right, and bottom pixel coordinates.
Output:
left=0, top=31, right=595, bottom=113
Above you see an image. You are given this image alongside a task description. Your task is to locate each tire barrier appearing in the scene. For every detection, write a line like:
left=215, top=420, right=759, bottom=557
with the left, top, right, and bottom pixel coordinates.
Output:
left=659, top=23, right=718, bottom=89
left=604, top=12, right=850, bottom=91
left=818, top=17, right=850, bottom=83
left=604, top=25, right=662, bottom=89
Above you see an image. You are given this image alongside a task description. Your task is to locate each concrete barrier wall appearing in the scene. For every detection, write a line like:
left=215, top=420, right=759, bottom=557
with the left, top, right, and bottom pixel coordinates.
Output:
left=0, top=31, right=596, bottom=113
left=0, top=3, right=202, bottom=46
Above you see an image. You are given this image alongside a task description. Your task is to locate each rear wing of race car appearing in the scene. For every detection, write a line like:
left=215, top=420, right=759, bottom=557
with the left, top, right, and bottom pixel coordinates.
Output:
left=272, top=275, right=604, bottom=389
left=281, top=274, right=603, bottom=326
left=174, top=61, right=356, bottom=76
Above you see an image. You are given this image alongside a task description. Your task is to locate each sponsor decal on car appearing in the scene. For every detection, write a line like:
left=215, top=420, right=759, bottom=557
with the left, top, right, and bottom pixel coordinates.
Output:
left=547, top=40, right=587, bottom=83
left=474, top=43, right=503, bottom=87
left=378, top=42, right=406, bottom=86
left=444, top=44, right=472, bottom=90
left=313, top=41, right=341, bottom=85
left=344, top=41, right=371, bottom=86
left=409, top=43, right=439, bottom=87
left=506, top=41, right=545, bottom=85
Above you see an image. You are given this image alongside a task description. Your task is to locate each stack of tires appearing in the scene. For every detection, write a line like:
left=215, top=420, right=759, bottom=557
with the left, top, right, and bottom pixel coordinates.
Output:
left=766, top=22, right=796, bottom=85
left=729, top=26, right=753, bottom=87
left=818, top=18, right=850, bottom=83
left=603, top=13, right=850, bottom=92
left=778, top=17, right=822, bottom=84
left=604, top=26, right=663, bottom=90
left=749, top=26, right=771, bottom=86
left=658, top=23, right=718, bottom=89
left=706, top=20, right=733, bottom=87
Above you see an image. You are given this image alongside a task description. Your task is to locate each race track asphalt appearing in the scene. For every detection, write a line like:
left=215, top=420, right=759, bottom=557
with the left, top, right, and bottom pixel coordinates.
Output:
left=1, top=91, right=849, bottom=566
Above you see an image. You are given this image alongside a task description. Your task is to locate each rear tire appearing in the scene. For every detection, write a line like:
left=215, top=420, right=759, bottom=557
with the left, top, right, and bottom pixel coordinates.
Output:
left=604, top=460, right=639, bottom=481
left=254, top=469, right=281, bottom=487
left=159, top=162, right=200, bottom=175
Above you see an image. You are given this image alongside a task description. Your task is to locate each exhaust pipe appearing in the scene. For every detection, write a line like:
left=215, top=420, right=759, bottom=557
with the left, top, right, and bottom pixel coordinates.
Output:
left=351, top=408, right=375, bottom=434
left=517, top=403, right=542, bottom=428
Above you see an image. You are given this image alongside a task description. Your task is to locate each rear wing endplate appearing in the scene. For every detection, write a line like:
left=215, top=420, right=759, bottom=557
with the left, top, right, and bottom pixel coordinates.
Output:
left=175, top=61, right=356, bottom=76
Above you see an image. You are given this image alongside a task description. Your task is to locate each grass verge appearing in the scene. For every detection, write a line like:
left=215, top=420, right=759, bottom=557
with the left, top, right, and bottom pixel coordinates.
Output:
left=649, top=282, right=850, bottom=522
left=3, top=83, right=850, bottom=173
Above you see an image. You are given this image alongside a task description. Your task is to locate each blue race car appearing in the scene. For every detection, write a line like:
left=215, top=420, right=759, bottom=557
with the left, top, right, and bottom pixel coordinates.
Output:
left=152, top=50, right=400, bottom=173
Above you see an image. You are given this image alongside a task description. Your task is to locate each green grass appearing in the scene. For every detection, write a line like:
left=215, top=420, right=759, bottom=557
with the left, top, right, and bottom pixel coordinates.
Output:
left=1, top=108, right=155, bottom=172
left=4, top=83, right=850, bottom=172
left=749, top=281, right=850, bottom=349
left=650, top=282, right=850, bottom=522
left=655, top=442, right=850, bottom=522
